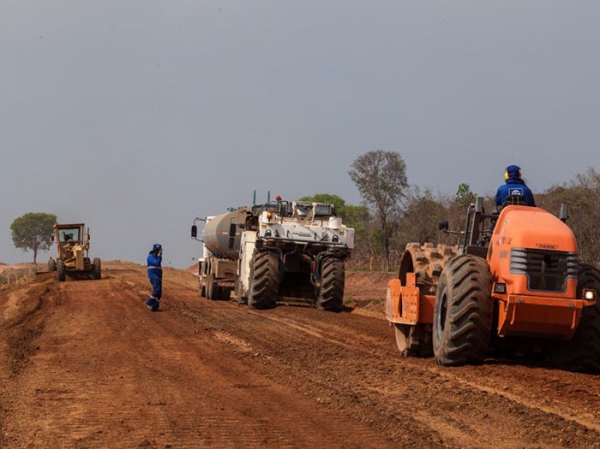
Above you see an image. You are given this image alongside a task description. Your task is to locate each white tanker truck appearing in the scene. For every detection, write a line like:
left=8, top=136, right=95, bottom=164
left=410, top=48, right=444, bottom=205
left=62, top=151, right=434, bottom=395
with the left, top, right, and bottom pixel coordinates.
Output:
left=191, top=208, right=249, bottom=300
left=192, top=197, right=355, bottom=311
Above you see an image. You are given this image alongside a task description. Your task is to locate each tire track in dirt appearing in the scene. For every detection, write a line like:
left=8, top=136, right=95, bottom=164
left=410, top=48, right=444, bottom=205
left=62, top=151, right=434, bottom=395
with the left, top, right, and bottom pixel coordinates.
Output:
left=0, top=266, right=397, bottom=448
left=181, top=296, right=600, bottom=448
left=2, top=264, right=600, bottom=448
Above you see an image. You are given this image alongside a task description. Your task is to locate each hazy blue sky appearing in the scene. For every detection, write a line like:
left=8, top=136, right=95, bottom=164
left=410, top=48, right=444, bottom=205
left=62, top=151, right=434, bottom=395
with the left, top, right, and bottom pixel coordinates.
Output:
left=1, top=1, right=599, bottom=268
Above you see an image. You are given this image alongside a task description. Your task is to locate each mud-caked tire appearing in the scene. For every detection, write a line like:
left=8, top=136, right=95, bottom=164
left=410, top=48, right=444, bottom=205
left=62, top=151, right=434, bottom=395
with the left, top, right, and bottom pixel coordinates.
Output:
left=48, top=258, right=57, bottom=272
left=433, top=255, right=493, bottom=366
left=57, top=259, right=66, bottom=282
left=400, top=242, right=456, bottom=295
left=92, top=258, right=101, bottom=280
left=248, top=250, right=279, bottom=310
left=317, top=257, right=345, bottom=312
left=550, top=264, right=600, bottom=373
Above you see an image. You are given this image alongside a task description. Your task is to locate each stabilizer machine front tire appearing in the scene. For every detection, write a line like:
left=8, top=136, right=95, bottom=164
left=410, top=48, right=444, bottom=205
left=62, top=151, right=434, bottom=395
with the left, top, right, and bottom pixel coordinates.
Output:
left=248, top=250, right=279, bottom=310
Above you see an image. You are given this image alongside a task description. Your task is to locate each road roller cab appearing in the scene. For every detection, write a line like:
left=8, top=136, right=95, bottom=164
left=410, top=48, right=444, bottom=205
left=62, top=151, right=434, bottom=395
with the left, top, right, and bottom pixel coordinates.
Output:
left=385, top=196, right=600, bottom=372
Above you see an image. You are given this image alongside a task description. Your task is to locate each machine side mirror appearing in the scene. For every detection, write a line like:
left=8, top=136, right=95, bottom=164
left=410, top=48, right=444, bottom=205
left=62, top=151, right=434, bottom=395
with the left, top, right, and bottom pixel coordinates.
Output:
left=438, top=220, right=449, bottom=231
left=559, top=203, right=569, bottom=222
left=191, top=225, right=197, bottom=239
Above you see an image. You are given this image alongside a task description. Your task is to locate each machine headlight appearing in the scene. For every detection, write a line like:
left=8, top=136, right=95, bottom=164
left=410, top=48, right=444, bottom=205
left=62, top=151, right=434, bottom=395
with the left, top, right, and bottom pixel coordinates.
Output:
left=583, top=289, right=596, bottom=301
left=332, top=235, right=339, bottom=243
left=264, top=229, right=272, bottom=237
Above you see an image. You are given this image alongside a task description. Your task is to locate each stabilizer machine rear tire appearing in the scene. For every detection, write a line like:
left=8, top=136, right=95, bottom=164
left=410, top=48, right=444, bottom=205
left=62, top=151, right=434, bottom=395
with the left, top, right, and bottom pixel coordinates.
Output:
left=317, top=257, right=345, bottom=311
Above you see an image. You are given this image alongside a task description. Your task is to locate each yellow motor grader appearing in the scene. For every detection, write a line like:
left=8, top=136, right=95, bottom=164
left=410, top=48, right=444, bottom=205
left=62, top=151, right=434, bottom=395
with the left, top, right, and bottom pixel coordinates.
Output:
left=48, top=223, right=101, bottom=282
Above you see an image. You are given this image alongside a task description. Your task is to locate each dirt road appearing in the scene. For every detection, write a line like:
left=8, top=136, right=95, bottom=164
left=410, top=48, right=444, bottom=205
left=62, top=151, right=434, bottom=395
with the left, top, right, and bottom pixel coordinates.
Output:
left=0, top=262, right=599, bottom=448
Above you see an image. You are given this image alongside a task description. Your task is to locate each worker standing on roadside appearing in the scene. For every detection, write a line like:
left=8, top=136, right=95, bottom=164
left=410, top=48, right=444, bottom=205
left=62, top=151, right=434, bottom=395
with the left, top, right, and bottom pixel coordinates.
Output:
left=494, top=165, right=536, bottom=208
left=145, top=243, right=163, bottom=311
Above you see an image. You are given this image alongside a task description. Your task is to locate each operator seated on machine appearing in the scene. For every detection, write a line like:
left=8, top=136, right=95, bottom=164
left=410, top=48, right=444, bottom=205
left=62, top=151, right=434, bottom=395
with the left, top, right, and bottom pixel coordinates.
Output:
left=494, top=164, right=536, bottom=209
left=61, top=233, right=76, bottom=259
left=486, top=165, right=536, bottom=240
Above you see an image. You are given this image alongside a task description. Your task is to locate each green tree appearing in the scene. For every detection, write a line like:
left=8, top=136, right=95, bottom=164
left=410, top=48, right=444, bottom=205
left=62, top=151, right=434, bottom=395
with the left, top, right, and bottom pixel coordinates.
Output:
left=349, top=150, right=408, bottom=269
left=455, top=183, right=476, bottom=208
left=299, top=193, right=347, bottom=218
left=10, top=212, right=57, bottom=264
left=300, top=193, right=373, bottom=266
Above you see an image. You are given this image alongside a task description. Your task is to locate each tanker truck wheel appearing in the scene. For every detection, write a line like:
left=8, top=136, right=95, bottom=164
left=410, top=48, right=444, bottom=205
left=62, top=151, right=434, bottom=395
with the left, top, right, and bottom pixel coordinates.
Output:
left=92, top=258, right=101, bottom=280
left=433, top=255, right=493, bottom=366
left=316, top=256, right=344, bottom=312
left=57, top=259, right=66, bottom=282
left=549, top=264, right=600, bottom=373
left=206, top=274, right=221, bottom=300
left=199, top=277, right=206, bottom=298
left=248, top=250, right=279, bottom=310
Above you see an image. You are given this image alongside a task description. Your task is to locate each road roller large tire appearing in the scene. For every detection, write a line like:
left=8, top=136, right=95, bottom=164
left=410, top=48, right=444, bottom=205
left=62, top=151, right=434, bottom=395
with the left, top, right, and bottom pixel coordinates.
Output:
left=433, top=254, right=493, bottom=366
left=550, top=264, right=600, bottom=373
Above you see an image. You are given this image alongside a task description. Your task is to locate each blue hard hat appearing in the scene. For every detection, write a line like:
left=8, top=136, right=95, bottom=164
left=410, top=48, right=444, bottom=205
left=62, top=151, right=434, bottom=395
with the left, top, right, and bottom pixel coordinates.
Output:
left=152, top=243, right=162, bottom=252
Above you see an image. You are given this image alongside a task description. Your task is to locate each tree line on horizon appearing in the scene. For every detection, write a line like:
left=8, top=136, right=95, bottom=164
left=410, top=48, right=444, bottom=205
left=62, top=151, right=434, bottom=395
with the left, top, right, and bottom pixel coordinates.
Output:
left=302, top=150, right=600, bottom=271
left=9, top=151, right=600, bottom=271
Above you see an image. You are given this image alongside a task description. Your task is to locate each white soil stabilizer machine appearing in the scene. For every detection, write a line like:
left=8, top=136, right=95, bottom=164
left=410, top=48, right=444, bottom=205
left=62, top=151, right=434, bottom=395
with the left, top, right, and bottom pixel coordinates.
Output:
left=235, top=196, right=355, bottom=311
left=48, top=223, right=101, bottom=282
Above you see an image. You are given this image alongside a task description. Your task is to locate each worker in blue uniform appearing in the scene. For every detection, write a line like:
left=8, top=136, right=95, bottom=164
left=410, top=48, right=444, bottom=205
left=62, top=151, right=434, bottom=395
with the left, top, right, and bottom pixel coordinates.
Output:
left=494, top=165, right=536, bottom=208
left=145, top=243, right=163, bottom=311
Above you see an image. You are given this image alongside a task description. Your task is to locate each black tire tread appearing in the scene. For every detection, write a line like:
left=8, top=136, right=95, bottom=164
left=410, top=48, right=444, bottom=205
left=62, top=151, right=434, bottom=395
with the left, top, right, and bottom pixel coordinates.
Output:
left=551, top=264, right=600, bottom=373
left=57, top=259, right=66, bottom=282
left=93, top=258, right=101, bottom=280
left=207, top=274, right=220, bottom=300
left=433, top=254, right=493, bottom=366
left=317, top=257, right=345, bottom=311
left=248, top=251, right=279, bottom=309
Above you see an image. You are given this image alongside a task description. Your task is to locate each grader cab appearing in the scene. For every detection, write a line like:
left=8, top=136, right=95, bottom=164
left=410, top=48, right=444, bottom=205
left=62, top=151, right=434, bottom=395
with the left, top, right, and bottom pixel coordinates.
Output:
left=48, top=223, right=101, bottom=282
left=385, top=196, right=600, bottom=373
